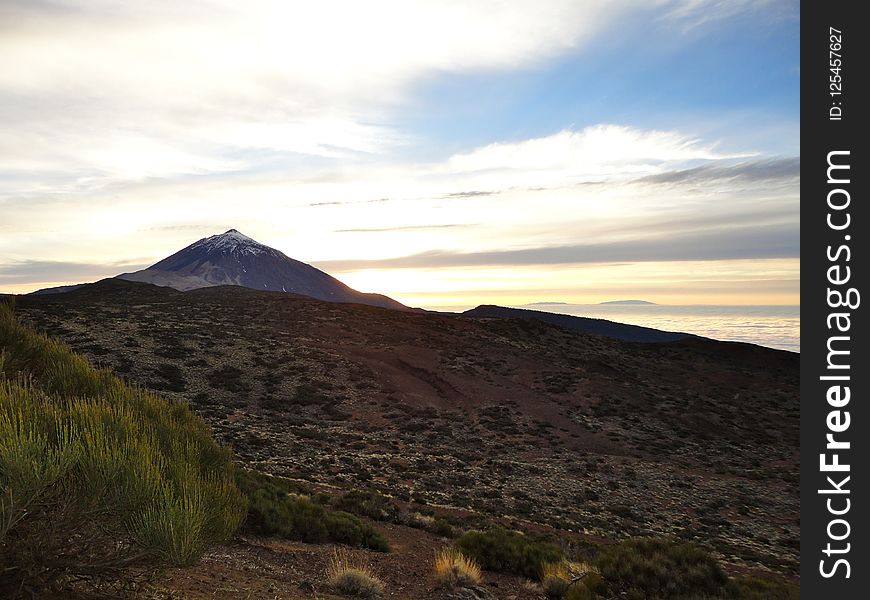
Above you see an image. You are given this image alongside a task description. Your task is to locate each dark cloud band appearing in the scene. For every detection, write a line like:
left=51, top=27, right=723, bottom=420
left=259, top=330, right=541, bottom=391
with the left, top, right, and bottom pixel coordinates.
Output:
left=314, top=224, right=799, bottom=271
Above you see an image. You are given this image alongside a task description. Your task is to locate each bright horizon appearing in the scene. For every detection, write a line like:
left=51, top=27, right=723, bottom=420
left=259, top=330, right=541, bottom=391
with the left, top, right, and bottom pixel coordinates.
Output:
left=0, top=1, right=800, bottom=307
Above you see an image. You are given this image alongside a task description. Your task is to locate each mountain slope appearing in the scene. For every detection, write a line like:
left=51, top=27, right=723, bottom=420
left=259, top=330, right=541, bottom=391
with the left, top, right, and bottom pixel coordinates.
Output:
left=464, top=304, right=693, bottom=343
left=30, top=283, right=88, bottom=295
left=114, top=229, right=405, bottom=309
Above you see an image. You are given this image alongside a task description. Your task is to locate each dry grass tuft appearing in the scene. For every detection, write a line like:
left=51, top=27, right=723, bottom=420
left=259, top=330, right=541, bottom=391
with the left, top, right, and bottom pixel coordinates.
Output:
left=327, top=548, right=385, bottom=598
left=434, top=547, right=482, bottom=589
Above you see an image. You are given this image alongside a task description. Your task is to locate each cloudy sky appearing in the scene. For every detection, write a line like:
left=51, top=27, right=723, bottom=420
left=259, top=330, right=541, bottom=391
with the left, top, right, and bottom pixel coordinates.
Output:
left=0, top=0, right=799, bottom=306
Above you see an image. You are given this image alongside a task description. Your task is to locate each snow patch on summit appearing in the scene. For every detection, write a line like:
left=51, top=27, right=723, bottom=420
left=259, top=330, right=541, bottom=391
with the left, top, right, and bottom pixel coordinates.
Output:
left=193, top=229, right=267, bottom=257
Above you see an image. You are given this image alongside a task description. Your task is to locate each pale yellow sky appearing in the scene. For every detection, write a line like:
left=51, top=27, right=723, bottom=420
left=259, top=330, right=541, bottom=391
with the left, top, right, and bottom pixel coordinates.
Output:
left=0, top=1, right=799, bottom=305
left=337, top=260, right=800, bottom=308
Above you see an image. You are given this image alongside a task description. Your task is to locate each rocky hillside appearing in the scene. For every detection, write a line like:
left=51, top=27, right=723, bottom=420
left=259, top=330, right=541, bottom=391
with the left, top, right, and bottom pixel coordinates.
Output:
left=14, top=279, right=800, bottom=576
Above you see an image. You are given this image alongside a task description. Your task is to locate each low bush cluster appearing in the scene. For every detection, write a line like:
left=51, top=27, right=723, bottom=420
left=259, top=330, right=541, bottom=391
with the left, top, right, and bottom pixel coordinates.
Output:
left=456, top=527, right=563, bottom=579
left=594, top=537, right=729, bottom=600
left=236, top=469, right=390, bottom=552
left=334, top=490, right=402, bottom=523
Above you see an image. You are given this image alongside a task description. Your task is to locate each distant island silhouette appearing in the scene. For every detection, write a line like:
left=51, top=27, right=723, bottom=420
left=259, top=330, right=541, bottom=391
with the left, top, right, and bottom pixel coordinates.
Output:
left=600, top=299, right=656, bottom=305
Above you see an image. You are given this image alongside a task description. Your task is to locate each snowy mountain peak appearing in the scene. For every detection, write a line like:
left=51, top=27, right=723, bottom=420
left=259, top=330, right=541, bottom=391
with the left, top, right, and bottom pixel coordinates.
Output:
left=194, top=229, right=267, bottom=256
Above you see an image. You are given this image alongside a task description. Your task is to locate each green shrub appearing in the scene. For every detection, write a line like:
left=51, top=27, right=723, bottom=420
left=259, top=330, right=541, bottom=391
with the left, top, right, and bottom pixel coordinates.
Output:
left=541, top=560, right=602, bottom=599
left=407, top=512, right=456, bottom=538
left=594, top=537, right=729, bottom=600
left=134, top=484, right=208, bottom=566
left=236, top=469, right=390, bottom=552
left=0, top=302, right=246, bottom=594
left=456, top=527, right=563, bottom=579
left=152, top=362, right=187, bottom=392
left=427, top=516, right=456, bottom=538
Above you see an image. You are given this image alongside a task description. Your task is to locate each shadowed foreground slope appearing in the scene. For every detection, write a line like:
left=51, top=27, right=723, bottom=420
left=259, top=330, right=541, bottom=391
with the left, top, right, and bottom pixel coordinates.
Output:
left=0, top=301, right=246, bottom=596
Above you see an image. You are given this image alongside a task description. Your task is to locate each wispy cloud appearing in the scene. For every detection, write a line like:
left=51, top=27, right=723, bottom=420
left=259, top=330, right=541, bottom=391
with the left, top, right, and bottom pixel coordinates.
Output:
left=445, top=125, right=750, bottom=180
left=442, top=191, right=497, bottom=198
left=335, top=224, right=474, bottom=233
left=635, top=157, right=800, bottom=185
left=661, top=0, right=798, bottom=32
left=307, top=198, right=390, bottom=208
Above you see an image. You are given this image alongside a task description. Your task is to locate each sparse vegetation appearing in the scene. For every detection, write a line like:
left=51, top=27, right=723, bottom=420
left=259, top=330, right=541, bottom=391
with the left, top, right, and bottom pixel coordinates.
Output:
left=330, top=488, right=458, bottom=539
left=0, top=301, right=246, bottom=595
left=434, top=547, right=482, bottom=589
left=456, top=527, right=563, bottom=579
left=327, top=548, right=385, bottom=598
left=207, top=364, right=249, bottom=394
